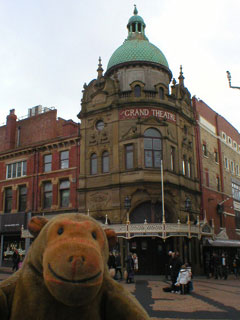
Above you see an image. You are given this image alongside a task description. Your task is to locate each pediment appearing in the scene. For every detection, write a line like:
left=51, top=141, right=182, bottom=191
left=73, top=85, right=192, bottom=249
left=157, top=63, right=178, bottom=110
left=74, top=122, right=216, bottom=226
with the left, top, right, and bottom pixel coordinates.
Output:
left=91, top=93, right=107, bottom=105
left=216, top=228, right=229, bottom=240
left=137, top=116, right=168, bottom=126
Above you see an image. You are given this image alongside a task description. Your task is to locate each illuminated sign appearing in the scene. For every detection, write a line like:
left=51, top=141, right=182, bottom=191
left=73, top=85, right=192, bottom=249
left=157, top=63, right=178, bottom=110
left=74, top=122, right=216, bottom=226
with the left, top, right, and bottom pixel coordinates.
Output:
left=119, top=107, right=176, bottom=122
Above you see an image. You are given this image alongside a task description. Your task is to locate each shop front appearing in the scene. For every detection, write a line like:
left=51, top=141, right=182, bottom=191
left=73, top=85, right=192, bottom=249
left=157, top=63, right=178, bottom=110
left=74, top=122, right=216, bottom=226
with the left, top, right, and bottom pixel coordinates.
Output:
left=0, top=212, right=28, bottom=267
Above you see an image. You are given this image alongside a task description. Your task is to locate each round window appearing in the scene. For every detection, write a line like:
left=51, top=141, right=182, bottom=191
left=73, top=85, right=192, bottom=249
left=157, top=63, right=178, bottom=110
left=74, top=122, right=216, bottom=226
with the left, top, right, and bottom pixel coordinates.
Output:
left=96, top=120, right=104, bottom=131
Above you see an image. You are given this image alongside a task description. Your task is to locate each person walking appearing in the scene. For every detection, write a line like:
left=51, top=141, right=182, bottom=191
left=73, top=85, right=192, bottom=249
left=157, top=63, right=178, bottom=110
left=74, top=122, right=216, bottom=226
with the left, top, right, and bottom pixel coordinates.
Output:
left=108, top=251, right=116, bottom=278
left=175, top=263, right=192, bottom=294
left=125, top=252, right=134, bottom=283
left=114, top=252, right=122, bottom=280
left=170, top=251, right=182, bottom=293
left=12, top=248, right=20, bottom=272
left=213, top=252, right=221, bottom=279
left=220, top=253, right=228, bottom=280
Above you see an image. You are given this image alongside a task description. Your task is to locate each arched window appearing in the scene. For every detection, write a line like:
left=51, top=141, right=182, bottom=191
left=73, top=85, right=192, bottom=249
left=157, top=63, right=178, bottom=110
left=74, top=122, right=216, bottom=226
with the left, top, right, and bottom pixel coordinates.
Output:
left=159, top=87, right=164, bottom=99
left=102, top=151, right=109, bottom=173
left=134, top=85, right=141, bottom=97
left=90, top=153, right=97, bottom=175
left=144, top=128, right=162, bottom=168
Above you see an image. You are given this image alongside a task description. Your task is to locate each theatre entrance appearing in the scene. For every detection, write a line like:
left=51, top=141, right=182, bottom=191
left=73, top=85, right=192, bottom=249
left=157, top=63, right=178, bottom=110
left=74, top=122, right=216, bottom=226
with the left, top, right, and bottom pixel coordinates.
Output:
left=129, top=237, right=174, bottom=275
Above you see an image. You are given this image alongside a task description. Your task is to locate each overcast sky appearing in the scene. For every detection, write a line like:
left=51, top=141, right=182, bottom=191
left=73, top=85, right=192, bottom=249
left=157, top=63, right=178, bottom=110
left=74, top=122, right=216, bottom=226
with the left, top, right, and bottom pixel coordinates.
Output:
left=0, top=0, right=240, bottom=131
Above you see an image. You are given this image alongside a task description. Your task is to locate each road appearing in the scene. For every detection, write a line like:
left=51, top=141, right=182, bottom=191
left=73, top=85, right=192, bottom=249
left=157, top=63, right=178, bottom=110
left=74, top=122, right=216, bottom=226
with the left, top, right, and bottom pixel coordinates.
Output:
left=1, top=269, right=240, bottom=319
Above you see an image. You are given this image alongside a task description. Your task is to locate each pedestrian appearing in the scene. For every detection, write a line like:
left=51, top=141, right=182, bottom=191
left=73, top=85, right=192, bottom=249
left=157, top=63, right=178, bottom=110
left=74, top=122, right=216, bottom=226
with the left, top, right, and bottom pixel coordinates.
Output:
left=107, top=251, right=116, bottom=278
left=212, top=252, right=221, bottom=279
left=125, top=252, right=134, bottom=283
left=114, top=252, right=122, bottom=280
left=175, top=263, right=192, bottom=294
left=170, top=251, right=182, bottom=293
left=220, top=253, right=228, bottom=280
left=12, top=248, right=20, bottom=272
left=166, top=250, right=173, bottom=280
left=233, top=254, right=240, bottom=278
left=132, top=253, right=138, bottom=272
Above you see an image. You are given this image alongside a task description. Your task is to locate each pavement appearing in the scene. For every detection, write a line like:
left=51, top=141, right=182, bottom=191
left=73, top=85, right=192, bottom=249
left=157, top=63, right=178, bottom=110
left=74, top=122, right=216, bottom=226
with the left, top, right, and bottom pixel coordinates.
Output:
left=1, top=267, right=240, bottom=319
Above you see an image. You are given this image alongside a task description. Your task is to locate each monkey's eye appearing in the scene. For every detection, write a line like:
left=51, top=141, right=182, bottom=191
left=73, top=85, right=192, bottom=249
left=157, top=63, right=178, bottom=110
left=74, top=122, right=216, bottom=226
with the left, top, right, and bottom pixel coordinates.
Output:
left=92, top=231, right=97, bottom=240
left=57, top=227, right=64, bottom=235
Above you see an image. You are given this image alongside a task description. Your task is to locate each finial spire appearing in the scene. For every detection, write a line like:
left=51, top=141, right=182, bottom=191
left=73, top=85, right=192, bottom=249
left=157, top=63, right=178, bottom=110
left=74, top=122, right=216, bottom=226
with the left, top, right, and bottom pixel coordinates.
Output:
left=97, top=56, right=103, bottom=79
left=178, top=65, right=185, bottom=86
left=134, top=4, right=138, bottom=15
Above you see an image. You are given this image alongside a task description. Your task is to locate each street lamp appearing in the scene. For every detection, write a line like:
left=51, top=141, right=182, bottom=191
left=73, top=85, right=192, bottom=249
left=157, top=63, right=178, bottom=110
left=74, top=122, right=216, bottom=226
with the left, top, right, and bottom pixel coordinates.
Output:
left=185, top=197, right=192, bottom=212
left=124, top=196, right=131, bottom=224
left=226, top=71, right=240, bottom=90
left=185, top=197, right=192, bottom=223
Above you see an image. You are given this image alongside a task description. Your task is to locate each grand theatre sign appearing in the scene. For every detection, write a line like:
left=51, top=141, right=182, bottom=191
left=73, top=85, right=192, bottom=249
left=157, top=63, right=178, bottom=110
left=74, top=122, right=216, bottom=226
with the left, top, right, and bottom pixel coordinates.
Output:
left=119, top=107, right=176, bottom=123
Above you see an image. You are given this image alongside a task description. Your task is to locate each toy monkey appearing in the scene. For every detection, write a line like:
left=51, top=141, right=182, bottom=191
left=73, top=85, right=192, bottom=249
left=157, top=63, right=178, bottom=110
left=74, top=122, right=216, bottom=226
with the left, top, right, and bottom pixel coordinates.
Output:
left=0, top=213, right=149, bottom=320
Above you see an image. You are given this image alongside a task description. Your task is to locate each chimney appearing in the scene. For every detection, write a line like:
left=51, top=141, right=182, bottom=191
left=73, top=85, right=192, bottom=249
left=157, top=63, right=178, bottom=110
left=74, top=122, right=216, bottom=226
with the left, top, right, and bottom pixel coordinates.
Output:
left=5, top=109, right=17, bottom=149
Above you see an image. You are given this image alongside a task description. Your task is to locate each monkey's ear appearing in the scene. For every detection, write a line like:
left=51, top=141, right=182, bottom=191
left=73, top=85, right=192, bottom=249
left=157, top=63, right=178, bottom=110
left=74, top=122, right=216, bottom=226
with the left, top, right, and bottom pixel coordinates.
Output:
left=104, top=229, right=117, bottom=251
left=28, top=216, right=48, bottom=238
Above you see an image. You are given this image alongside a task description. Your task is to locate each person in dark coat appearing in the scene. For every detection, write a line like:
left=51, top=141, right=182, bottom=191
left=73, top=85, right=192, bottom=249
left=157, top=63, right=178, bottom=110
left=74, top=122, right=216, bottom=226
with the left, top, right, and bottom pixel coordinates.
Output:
left=108, top=251, right=116, bottom=269
left=114, top=252, right=122, bottom=280
left=213, top=252, right=221, bottom=279
left=12, top=249, right=20, bottom=272
left=170, top=251, right=182, bottom=292
left=125, top=252, right=134, bottom=283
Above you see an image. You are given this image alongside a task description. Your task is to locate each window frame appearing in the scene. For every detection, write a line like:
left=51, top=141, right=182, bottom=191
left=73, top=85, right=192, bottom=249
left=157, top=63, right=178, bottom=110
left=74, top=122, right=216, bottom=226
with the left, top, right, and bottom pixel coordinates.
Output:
left=60, top=150, right=69, bottom=169
left=59, top=180, right=70, bottom=208
left=144, top=128, right=162, bottom=169
left=4, top=187, right=12, bottom=213
left=125, top=144, right=134, bottom=170
left=90, top=153, right=98, bottom=175
left=43, top=182, right=53, bottom=209
left=102, top=151, right=109, bottom=173
left=44, top=154, right=52, bottom=172
left=6, top=160, right=27, bottom=179
left=18, top=185, right=27, bottom=212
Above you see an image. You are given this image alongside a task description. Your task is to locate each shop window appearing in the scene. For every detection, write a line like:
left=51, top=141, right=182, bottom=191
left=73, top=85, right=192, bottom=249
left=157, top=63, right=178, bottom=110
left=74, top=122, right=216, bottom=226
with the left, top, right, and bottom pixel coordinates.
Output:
left=102, top=151, right=109, bottom=173
left=19, top=185, right=27, bottom=212
left=4, top=187, right=12, bottom=213
left=90, top=153, right=97, bottom=175
left=134, top=85, right=141, bottom=97
left=44, top=154, right=52, bottom=172
left=59, top=180, right=70, bottom=208
left=144, top=128, right=162, bottom=168
left=43, top=182, right=52, bottom=209
left=6, top=160, right=27, bottom=179
left=125, top=144, right=134, bottom=170
left=60, top=150, right=69, bottom=169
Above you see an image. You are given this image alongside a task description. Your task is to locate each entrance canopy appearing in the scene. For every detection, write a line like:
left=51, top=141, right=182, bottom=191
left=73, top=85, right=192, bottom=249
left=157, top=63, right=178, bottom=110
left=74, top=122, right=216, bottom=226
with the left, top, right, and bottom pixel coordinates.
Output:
left=207, top=239, right=240, bottom=247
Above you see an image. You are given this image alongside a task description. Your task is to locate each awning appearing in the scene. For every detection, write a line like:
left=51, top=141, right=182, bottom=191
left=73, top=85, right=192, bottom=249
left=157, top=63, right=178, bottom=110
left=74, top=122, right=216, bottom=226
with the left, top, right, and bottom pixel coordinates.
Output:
left=208, top=239, right=240, bottom=247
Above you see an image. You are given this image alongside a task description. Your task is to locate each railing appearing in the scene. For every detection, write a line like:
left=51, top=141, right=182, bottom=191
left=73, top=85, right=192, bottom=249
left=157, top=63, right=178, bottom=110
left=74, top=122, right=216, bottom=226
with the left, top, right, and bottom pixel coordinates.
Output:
left=105, top=221, right=214, bottom=240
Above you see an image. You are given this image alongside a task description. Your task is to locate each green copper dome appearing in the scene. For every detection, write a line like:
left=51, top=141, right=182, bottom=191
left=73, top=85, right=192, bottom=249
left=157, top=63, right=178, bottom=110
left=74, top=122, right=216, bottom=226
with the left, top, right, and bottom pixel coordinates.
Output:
left=107, top=6, right=169, bottom=71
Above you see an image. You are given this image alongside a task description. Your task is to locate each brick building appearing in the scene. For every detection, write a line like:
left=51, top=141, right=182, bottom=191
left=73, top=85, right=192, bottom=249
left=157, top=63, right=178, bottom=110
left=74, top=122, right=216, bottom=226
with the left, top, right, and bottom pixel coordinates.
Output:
left=0, top=106, right=80, bottom=266
left=193, top=97, right=240, bottom=270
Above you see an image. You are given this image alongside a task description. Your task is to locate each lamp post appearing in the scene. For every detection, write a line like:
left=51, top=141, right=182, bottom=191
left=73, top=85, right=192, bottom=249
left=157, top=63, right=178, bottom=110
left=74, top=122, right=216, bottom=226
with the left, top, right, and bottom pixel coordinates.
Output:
left=226, top=71, right=240, bottom=90
left=124, top=196, right=131, bottom=224
left=185, top=197, right=192, bottom=223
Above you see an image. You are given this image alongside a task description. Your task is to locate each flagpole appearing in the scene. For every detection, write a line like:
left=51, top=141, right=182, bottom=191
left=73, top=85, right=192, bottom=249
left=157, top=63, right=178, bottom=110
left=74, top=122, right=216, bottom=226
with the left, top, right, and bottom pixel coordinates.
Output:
left=161, top=160, right=165, bottom=223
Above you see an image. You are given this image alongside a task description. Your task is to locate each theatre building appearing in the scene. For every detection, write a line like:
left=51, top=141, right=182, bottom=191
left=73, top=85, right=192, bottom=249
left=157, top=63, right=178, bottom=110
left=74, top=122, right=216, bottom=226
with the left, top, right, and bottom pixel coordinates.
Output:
left=78, top=7, right=214, bottom=274
left=0, top=107, right=80, bottom=266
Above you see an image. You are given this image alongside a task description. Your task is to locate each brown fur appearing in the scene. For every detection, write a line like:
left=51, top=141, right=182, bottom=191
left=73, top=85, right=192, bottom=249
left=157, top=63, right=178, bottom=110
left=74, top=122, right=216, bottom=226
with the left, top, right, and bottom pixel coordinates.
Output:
left=0, top=213, right=150, bottom=320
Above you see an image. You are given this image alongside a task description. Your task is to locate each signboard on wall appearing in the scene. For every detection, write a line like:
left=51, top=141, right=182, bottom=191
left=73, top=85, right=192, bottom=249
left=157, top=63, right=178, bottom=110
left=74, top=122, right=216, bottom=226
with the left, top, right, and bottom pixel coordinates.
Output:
left=119, top=107, right=176, bottom=123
